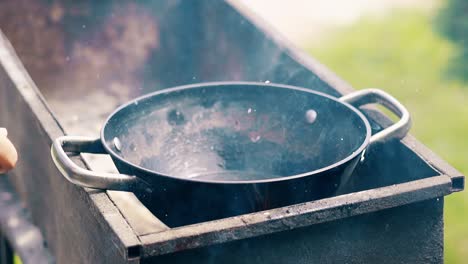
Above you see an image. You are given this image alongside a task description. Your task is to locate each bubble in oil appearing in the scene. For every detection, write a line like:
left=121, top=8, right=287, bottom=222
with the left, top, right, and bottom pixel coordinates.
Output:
left=305, top=109, right=317, bottom=124
left=113, top=137, right=122, bottom=152
left=168, top=109, right=186, bottom=125
left=130, top=143, right=137, bottom=152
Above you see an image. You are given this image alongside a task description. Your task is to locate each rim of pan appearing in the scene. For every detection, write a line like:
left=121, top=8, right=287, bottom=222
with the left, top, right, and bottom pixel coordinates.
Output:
left=101, top=81, right=372, bottom=184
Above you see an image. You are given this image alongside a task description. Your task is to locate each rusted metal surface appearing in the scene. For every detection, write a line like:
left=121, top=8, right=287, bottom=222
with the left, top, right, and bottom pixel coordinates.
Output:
left=139, top=175, right=452, bottom=256
left=142, top=198, right=444, bottom=264
left=0, top=31, right=140, bottom=263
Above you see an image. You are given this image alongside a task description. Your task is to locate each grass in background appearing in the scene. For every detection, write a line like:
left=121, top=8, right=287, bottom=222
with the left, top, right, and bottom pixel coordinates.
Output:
left=306, top=10, right=468, bottom=264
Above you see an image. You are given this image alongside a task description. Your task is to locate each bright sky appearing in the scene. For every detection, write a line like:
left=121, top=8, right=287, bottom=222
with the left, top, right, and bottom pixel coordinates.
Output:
left=238, top=0, right=436, bottom=43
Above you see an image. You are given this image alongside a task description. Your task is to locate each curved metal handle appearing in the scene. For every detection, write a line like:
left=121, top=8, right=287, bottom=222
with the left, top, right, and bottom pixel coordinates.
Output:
left=51, top=136, right=141, bottom=191
left=339, top=89, right=411, bottom=144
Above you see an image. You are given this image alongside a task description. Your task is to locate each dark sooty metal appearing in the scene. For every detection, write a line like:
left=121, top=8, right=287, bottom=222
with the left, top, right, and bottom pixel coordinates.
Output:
left=103, top=83, right=368, bottom=183
left=100, top=82, right=370, bottom=226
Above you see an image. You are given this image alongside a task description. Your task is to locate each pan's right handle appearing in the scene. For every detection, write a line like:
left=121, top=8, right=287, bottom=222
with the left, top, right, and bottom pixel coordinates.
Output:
left=339, top=89, right=411, bottom=145
left=51, top=136, right=141, bottom=191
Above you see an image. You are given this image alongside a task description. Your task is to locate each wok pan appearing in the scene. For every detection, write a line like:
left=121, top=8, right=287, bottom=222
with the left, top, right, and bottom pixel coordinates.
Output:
left=51, top=82, right=410, bottom=226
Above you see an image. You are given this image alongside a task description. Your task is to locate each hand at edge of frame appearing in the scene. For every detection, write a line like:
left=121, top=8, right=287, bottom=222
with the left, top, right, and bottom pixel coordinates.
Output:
left=0, top=128, right=18, bottom=174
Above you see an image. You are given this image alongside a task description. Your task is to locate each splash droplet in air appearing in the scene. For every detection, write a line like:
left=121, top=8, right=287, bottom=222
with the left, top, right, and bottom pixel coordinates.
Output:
left=249, top=132, right=261, bottom=143
left=305, top=109, right=317, bottom=124
left=113, top=137, right=122, bottom=152
left=360, top=149, right=366, bottom=162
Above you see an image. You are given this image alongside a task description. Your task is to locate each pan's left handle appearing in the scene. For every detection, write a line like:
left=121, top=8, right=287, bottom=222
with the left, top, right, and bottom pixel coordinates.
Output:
left=339, top=89, right=411, bottom=144
left=51, top=136, right=143, bottom=191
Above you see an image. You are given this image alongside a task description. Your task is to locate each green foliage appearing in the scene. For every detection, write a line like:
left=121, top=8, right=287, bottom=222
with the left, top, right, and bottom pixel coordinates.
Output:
left=14, top=255, right=21, bottom=264
left=306, top=10, right=468, bottom=264
left=436, top=0, right=468, bottom=81
left=436, top=0, right=468, bottom=44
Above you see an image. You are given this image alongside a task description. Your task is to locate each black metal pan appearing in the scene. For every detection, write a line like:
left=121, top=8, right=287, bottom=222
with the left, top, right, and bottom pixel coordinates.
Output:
left=51, top=82, right=410, bottom=225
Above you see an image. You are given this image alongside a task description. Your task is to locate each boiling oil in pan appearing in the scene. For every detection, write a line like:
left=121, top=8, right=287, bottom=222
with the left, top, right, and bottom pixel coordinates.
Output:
left=115, top=97, right=324, bottom=182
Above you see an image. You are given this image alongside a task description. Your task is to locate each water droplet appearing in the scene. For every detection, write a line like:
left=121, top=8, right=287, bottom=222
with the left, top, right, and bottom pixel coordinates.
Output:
left=250, top=134, right=261, bottom=143
left=113, top=137, right=122, bottom=152
left=340, top=137, right=344, bottom=141
left=436, top=198, right=440, bottom=202
left=82, top=24, right=86, bottom=29
left=305, top=109, right=317, bottom=124
left=264, top=80, right=270, bottom=84
left=247, top=108, right=252, bottom=114
left=192, top=76, right=196, bottom=80
left=360, top=149, right=366, bottom=162
left=134, top=101, right=139, bottom=106
left=210, top=146, right=214, bottom=150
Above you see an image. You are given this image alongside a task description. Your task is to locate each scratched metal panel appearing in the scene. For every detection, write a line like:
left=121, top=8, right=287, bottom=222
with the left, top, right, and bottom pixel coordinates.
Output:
left=0, top=32, right=140, bottom=263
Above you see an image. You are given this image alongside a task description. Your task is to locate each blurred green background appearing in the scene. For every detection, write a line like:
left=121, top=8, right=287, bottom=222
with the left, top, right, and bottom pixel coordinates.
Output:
left=305, top=3, right=467, bottom=263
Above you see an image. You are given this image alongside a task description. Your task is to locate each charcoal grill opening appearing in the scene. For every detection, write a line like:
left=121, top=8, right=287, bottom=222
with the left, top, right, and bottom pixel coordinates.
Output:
left=0, top=0, right=463, bottom=263
left=0, top=0, right=446, bottom=227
